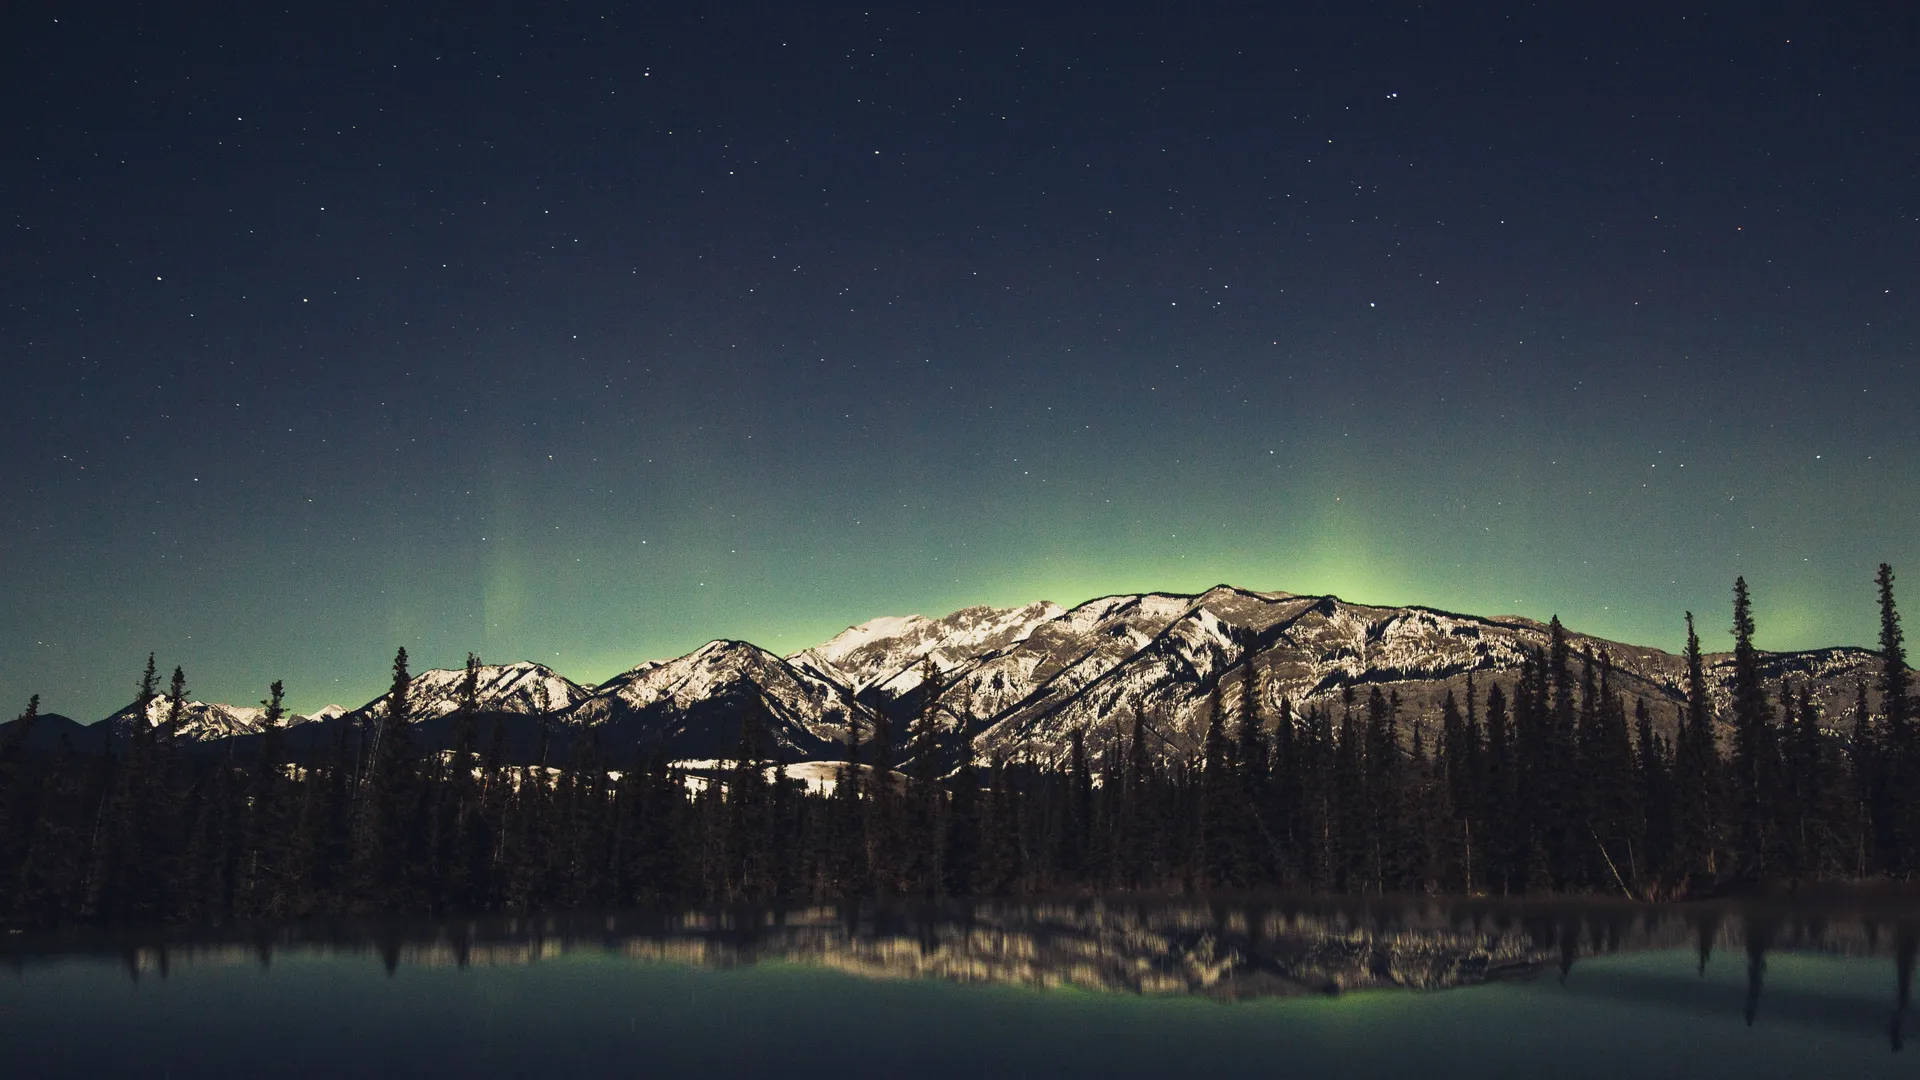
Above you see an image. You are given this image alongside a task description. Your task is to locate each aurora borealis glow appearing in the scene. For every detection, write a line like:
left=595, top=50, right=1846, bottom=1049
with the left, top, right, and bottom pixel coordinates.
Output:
left=5, top=4, right=1915, bottom=720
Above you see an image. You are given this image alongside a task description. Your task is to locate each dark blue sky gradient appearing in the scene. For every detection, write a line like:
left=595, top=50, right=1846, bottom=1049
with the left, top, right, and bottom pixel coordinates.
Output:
left=5, top=2, right=1916, bottom=718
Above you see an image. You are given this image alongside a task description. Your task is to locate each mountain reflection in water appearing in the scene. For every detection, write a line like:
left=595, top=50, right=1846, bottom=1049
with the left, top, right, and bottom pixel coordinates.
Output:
left=9, top=896, right=1916, bottom=1052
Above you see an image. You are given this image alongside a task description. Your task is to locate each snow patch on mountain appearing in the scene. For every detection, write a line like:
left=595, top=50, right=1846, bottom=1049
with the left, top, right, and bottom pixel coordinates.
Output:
left=91, top=585, right=1898, bottom=767
left=572, top=640, right=878, bottom=758
left=106, top=697, right=305, bottom=740
left=352, top=661, right=591, bottom=723
left=787, top=601, right=1064, bottom=696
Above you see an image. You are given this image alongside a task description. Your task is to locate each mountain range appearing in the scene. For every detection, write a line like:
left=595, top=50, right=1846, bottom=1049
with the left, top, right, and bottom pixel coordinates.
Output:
left=20, top=586, right=1896, bottom=768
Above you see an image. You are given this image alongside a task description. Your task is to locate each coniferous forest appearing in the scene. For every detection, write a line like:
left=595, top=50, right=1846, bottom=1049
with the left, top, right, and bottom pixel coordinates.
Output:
left=2, top=568, right=1917, bottom=928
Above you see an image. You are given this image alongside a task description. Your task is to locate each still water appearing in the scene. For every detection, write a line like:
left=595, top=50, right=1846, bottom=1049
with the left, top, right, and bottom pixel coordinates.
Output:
left=5, top=898, right=1914, bottom=1079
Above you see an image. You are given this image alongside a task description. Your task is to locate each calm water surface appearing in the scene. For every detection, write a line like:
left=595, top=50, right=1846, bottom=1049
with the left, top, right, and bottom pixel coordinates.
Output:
left=5, top=900, right=1914, bottom=1079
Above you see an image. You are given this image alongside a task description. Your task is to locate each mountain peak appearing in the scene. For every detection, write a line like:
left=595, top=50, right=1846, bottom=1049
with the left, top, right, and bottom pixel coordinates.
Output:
left=71, top=584, right=1904, bottom=773
left=352, top=661, right=591, bottom=723
left=788, top=600, right=1065, bottom=696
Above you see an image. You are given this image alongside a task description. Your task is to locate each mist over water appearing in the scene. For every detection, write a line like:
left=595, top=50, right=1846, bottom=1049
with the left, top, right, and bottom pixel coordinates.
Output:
left=6, top=896, right=1915, bottom=1078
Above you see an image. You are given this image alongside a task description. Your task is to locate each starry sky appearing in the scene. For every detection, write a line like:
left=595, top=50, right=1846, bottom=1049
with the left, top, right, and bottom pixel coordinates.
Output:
left=6, top=2, right=1916, bottom=720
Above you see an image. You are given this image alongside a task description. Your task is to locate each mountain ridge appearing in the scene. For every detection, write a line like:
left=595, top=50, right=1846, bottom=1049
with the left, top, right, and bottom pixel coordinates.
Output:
left=43, top=584, right=1901, bottom=767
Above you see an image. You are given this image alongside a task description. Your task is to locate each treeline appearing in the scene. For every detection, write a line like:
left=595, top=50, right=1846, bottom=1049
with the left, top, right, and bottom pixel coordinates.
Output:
left=1, top=568, right=1916, bottom=925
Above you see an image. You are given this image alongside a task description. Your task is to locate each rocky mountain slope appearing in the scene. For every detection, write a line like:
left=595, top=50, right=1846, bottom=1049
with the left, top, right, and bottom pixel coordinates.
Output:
left=565, top=640, right=877, bottom=761
left=102, top=697, right=344, bottom=740
left=345, top=661, right=591, bottom=724
left=787, top=602, right=1065, bottom=701
left=75, top=585, right=1895, bottom=767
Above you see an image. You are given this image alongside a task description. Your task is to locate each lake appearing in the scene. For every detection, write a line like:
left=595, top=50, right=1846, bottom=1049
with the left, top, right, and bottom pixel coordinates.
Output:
left=5, top=897, right=1914, bottom=1078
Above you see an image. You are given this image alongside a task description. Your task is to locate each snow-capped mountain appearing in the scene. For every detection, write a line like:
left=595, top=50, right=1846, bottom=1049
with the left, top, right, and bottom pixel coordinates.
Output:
left=973, top=589, right=1882, bottom=765
left=86, top=585, right=1894, bottom=768
left=348, top=661, right=590, bottom=724
left=102, top=697, right=329, bottom=740
left=787, top=601, right=1064, bottom=699
left=566, top=640, right=878, bottom=760
left=773, top=586, right=1884, bottom=767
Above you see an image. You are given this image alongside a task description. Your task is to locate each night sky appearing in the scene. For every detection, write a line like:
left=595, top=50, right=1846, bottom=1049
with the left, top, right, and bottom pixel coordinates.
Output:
left=6, top=3, right=1916, bottom=720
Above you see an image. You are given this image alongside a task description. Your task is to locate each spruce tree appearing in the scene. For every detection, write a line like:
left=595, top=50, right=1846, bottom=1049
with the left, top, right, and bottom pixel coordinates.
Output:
left=0, top=695, right=41, bottom=917
left=1634, top=697, right=1674, bottom=885
left=1590, top=652, right=1641, bottom=891
left=1849, top=681, right=1882, bottom=875
left=1727, top=578, right=1777, bottom=880
left=235, top=680, right=288, bottom=918
left=1876, top=564, right=1912, bottom=873
left=352, top=647, right=417, bottom=911
left=1512, top=652, right=1554, bottom=890
left=944, top=736, right=981, bottom=896
left=903, top=658, right=947, bottom=896
left=1268, top=688, right=1303, bottom=888
left=447, top=655, right=487, bottom=911
left=1062, top=727, right=1092, bottom=887
left=728, top=694, right=774, bottom=899
left=980, top=753, right=1021, bottom=894
left=1233, top=661, right=1271, bottom=884
left=1124, top=710, right=1158, bottom=889
left=1541, top=620, right=1579, bottom=889
left=1482, top=679, right=1517, bottom=894
left=1672, top=612, right=1721, bottom=885
left=1197, top=682, right=1236, bottom=889
left=864, top=708, right=899, bottom=896
left=832, top=717, right=868, bottom=898
left=1332, top=688, right=1365, bottom=893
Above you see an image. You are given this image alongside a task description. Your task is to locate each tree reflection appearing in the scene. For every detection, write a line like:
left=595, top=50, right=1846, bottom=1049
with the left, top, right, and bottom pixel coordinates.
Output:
left=1743, top=917, right=1773, bottom=1026
left=12, top=896, right=1920, bottom=1053
left=1894, top=924, right=1914, bottom=1052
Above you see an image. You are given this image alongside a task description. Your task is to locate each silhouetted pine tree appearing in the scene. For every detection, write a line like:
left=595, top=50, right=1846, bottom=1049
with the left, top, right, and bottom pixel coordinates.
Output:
left=1805, top=682, right=1854, bottom=880
left=1540, top=620, right=1579, bottom=890
left=1482, top=679, right=1519, bottom=894
left=831, top=719, right=868, bottom=899
left=1589, top=652, right=1641, bottom=892
left=233, top=680, right=288, bottom=918
left=1296, top=703, right=1333, bottom=891
left=1122, top=710, right=1160, bottom=889
left=446, top=657, right=491, bottom=911
left=1060, top=727, right=1093, bottom=887
left=1510, top=651, right=1553, bottom=891
left=1197, top=682, right=1236, bottom=889
left=1331, top=688, right=1365, bottom=893
left=904, top=659, right=948, bottom=897
left=724, top=694, right=773, bottom=901
left=10, top=721, right=102, bottom=924
left=1436, top=688, right=1483, bottom=893
left=1727, top=577, right=1779, bottom=881
left=0, top=695, right=40, bottom=914
left=979, top=754, right=1021, bottom=894
left=559, top=732, right=614, bottom=907
left=83, top=655, right=158, bottom=919
left=1086, top=722, right=1121, bottom=887
left=1269, top=689, right=1305, bottom=889
left=1634, top=697, right=1674, bottom=886
left=1409, top=713, right=1448, bottom=890
left=865, top=710, right=900, bottom=896
left=1877, top=564, right=1913, bottom=874
left=1233, top=662, right=1273, bottom=886
left=352, top=647, right=419, bottom=911
left=944, top=738, right=981, bottom=896
left=1847, top=681, right=1880, bottom=877
left=15, top=569, right=1920, bottom=923
left=1672, top=612, right=1722, bottom=886
left=1775, top=680, right=1811, bottom=880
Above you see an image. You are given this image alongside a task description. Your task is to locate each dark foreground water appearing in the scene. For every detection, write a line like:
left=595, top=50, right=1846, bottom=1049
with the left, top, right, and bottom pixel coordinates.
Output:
left=5, top=898, right=1915, bottom=1079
